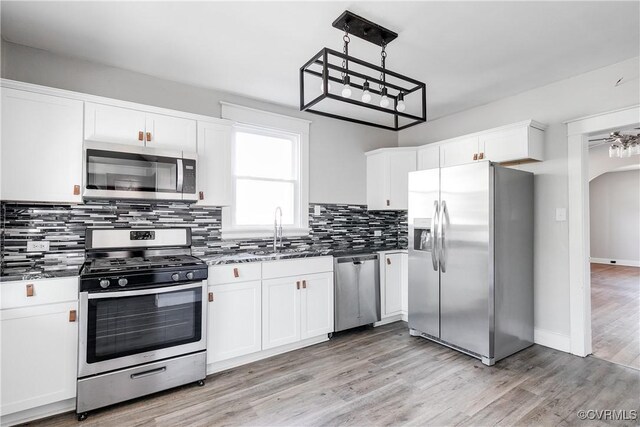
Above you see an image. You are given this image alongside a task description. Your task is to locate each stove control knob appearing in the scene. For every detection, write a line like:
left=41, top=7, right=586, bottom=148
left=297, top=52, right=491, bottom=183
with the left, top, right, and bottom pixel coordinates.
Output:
left=171, top=273, right=180, bottom=282
left=99, top=279, right=110, bottom=289
left=118, top=278, right=128, bottom=287
left=186, top=272, right=194, bottom=280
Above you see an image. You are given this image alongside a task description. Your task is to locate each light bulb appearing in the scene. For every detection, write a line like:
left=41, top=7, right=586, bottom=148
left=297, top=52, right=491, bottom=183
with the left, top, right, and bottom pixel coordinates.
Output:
left=621, top=146, right=630, bottom=158
left=395, top=92, right=406, bottom=112
left=630, top=143, right=640, bottom=156
left=361, top=81, right=371, bottom=103
left=609, top=145, right=618, bottom=158
left=380, top=96, right=389, bottom=108
left=341, top=84, right=352, bottom=98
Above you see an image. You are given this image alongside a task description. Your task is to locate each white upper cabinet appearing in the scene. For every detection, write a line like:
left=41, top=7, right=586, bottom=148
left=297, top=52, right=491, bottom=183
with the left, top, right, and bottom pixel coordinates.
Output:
left=84, top=103, right=196, bottom=152
left=1, top=88, right=83, bottom=203
left=146, top=113, right=196, bottom=152
left=439, top=120, right=546, bottom=168
left=417, top=143, right=440, bottom=170
left=440, top=136, right=480, bottom=167
left=84, top=103, right=147, bottom=146
left=366, top=148, right=417, bottom=211
left=196, top=121, right=233, bottom=206
left=479, top=124, right=544, bottom=164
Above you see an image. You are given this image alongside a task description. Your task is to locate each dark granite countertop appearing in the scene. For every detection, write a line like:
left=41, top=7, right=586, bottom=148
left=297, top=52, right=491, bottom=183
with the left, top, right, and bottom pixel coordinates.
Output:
left=0, top=267, right=82, bottom=283
left=199, top=247, right=406, bottom=266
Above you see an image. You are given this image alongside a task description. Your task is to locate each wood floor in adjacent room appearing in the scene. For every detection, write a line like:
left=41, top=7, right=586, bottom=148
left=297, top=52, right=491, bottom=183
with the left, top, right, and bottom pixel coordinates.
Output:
left=32, top=321, right=639, bottom=427
left=591, top=263, right=640, bottom=370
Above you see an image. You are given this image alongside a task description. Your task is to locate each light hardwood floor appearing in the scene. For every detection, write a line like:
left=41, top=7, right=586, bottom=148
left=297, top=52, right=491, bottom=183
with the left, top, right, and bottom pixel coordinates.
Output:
left=30, top=322, right=640, bottom=427
left=591, top=263, right=640, bottom=370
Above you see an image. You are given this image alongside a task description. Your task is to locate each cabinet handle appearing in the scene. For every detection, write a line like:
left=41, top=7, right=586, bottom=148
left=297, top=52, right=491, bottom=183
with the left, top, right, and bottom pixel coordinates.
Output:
left=208, top=292, right=214, bottom=302
left=233, top=268, right=239, bottom=278
left=387, top=257, right=391, bottom=265
left=296, top=281, right=301, bottom=290
left=69, top=310, right=77, bottom=322
left=479, top=152, right=484, bottom=160
left=138, top=131, right=144, bottom=141
left=302, top=280, right=307, bottom=289
left=199, top=191, right=204, bottom=200
left=473, top=153, right=478, bottom=161
left=146, top=132, right=152, bottom=142
left=386, top=199, right=390, bottom=207
left=26, top=284, right=34, bottom=297
left=73, top=185, right=81, bottom=195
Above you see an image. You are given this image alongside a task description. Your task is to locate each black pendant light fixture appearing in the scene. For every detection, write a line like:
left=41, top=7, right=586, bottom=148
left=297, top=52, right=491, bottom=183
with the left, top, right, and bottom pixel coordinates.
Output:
left=300, top=11, right=427, bottom=131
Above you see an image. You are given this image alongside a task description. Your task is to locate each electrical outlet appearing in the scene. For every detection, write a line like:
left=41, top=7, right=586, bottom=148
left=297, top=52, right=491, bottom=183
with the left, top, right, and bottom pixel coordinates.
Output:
left=27, top=241, right=50, bottom=252
left=374, top=230, right=382, bottom=237
left=314, top=205, right=321, bottom=216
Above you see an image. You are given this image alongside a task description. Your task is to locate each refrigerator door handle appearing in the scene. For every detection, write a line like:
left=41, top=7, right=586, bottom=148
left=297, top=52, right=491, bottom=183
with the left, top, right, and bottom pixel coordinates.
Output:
left=431, top=200, right=439, bottom=271
left=439, top=200, right=449, bottom=273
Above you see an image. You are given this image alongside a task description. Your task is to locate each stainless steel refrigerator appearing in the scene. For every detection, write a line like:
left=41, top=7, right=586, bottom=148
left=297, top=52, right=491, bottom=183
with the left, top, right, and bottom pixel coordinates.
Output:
left=408, top=161, right=534, bottom=365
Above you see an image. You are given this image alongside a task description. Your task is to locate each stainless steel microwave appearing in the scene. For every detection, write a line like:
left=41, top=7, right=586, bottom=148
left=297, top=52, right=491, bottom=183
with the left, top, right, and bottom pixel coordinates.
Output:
left=83, top=141, right=197, bottom=202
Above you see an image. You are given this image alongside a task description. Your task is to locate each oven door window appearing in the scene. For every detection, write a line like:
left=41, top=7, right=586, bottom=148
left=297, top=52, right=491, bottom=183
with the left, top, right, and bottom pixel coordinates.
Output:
left=86, top=287, right=202, bottom=363
left=86, top=149, right=179, bottom=194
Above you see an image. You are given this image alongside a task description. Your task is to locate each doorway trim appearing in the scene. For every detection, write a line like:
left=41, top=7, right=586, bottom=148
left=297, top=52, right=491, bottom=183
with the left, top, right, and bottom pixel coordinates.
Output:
left=566, top=104, right=640, bottom=357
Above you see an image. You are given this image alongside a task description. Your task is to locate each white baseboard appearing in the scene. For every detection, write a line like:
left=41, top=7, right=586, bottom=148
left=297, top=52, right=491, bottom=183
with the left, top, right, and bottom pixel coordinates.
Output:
left=206, top=335, right=328, bottom=375
left=374, top=312, right=407, bottom=327
left=590, top=258, right=640, bottom=267
left=534, top=328, right=571, bottom=353
left=1, top=398, right=75, bottom=427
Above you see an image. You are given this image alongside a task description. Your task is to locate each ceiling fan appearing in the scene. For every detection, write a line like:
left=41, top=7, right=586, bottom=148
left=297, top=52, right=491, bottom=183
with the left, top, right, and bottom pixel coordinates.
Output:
left=589, top=128, right=640, bottom=158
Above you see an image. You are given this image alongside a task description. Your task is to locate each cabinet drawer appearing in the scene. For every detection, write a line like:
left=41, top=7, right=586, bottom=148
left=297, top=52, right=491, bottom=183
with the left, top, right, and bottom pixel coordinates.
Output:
left=262, top=257, right=333, bottom=279
left=1, top=277, right=79, bottom=310
left=208, top=263, right=261, bottom=285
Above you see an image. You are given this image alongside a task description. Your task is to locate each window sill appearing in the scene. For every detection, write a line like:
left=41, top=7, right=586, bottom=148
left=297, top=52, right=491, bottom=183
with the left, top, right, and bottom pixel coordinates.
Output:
left=221, top=228, right=310, bottom=240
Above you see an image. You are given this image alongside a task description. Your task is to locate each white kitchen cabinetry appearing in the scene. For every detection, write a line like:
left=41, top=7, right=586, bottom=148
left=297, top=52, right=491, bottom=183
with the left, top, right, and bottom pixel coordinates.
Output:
left=366, top=148, right=417, bottom=210
left=196, top=121, right=233, bottom=206
left=440, top=136, right=480, bottom=167
left=0, top=277, right=78, bottom=419
left=417, top=144, right=440, bottom=170
left=262, top=277, right=302, bottom=349
left=262, top=258, right=334, bottom=350
left=1, top=88, right=83, bottom=203
left=439, top=120, right=546, bottom=168
left=479, top=124, right=544, bottom=164
left=84, top=103, right=196, bottom=152
left=378, top=251, right=408, bottom=323
left=207, top=280, right=262, bottom=363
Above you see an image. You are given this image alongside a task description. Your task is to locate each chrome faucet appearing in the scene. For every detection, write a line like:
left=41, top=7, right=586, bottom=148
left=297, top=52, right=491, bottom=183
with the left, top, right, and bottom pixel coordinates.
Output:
left=273, top=206, right=283, bottom=252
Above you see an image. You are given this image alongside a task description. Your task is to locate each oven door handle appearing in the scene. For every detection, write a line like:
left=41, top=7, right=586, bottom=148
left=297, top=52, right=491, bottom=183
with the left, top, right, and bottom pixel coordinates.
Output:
left=86, top=281, right=203, bottom=299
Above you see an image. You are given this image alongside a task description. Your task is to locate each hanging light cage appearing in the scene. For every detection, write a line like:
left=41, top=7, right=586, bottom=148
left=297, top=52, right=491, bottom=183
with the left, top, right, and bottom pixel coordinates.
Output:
left=300, top=11, right=427, bottom=131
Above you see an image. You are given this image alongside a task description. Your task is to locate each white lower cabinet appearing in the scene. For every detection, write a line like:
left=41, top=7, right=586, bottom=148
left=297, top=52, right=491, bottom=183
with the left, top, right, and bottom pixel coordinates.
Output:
left=262, top=271, right=333, bottom=350
left=300, top=273, right=334, bottom=339
left=207, top=281, right=262, bottom=364
left=262, top=277, right=302, bottom=350
left=1, top=301, right=78, bottom=417
left=379, top=251, right=408, bottom=321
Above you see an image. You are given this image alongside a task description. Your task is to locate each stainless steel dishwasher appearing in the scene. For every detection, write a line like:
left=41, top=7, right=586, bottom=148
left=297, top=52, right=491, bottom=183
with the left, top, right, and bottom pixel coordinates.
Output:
left=334, top=254, right=381, bottom=332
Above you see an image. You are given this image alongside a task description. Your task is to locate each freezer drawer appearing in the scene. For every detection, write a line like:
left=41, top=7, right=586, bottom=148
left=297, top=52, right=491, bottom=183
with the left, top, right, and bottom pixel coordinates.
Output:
left=334, top=254, right=380, bottom=332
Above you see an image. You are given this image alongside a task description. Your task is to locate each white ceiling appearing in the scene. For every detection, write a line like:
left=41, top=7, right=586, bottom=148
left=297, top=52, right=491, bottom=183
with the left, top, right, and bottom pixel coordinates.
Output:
left=2, top=1, right=639, bottom=120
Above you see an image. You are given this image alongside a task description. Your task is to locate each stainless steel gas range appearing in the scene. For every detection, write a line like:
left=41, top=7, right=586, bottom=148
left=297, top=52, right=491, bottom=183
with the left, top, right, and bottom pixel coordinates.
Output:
left=76, top=228, right=208, bottom=421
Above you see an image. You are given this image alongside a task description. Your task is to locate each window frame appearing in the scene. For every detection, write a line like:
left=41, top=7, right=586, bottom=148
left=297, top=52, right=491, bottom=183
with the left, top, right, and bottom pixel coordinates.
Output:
left=220, top=103, right=310, bottom=240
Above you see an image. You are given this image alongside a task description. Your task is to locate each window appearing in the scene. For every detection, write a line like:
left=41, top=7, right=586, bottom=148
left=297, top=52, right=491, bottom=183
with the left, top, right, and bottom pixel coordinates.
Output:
left=220, top=103, right=310, bottom=238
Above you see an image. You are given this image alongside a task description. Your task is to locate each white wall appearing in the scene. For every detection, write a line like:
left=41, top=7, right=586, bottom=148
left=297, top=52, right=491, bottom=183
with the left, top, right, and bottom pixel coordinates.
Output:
left=399, top=57, right=640, bottom=340
left=0, top=40, right=397, bottom=205
left=589, top=170, right=640, bottom=265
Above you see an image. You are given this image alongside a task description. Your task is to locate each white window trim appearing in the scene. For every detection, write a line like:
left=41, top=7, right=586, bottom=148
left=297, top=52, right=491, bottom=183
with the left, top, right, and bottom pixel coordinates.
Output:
left=220, top=102, right=310, bottom=240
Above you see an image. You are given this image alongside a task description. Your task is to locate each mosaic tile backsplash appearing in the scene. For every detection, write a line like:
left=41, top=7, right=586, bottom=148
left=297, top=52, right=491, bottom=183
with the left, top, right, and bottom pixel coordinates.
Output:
left=1, top=202, right=407, bottom=276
